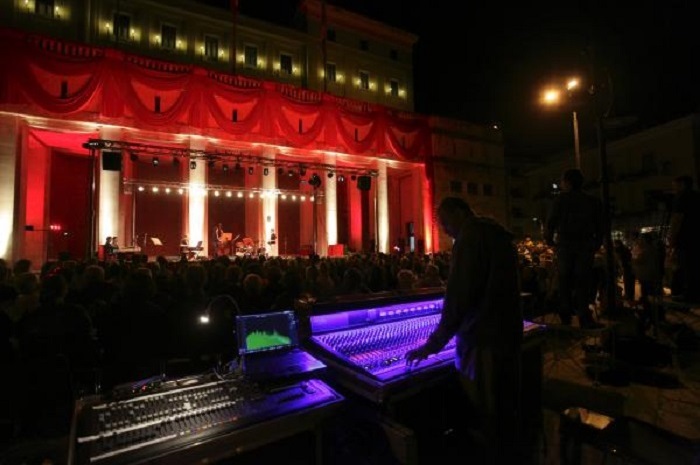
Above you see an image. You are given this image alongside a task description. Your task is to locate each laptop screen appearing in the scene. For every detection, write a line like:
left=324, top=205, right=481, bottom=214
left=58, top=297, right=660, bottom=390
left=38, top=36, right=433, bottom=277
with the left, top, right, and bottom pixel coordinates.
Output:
left=236, top=310, right=299, bottom=355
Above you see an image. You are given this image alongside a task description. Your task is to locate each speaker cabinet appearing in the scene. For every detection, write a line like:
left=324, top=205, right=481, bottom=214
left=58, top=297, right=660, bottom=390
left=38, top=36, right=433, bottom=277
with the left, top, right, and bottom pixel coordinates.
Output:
left=357, top=175, right=372, bottom=191
left=102, top=151, right=122, bottom=171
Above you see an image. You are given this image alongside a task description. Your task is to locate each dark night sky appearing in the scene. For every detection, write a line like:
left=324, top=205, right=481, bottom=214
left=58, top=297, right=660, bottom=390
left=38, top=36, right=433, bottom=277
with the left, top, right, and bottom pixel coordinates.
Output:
left=211, top=0, right=699, bottom=161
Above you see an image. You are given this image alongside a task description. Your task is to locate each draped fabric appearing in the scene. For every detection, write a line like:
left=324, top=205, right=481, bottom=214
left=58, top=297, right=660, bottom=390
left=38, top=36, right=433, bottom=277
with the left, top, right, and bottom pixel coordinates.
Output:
left=1, top=29, right=430, bottom=162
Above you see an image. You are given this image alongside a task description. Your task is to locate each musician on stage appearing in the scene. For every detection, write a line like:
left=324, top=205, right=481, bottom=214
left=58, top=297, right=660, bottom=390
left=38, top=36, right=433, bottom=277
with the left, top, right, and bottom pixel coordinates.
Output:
left=212, top=223, right=224, bottom=257
left=267, top=228, right=277, bottom=256
left=180, top=234, right=190, bottom=260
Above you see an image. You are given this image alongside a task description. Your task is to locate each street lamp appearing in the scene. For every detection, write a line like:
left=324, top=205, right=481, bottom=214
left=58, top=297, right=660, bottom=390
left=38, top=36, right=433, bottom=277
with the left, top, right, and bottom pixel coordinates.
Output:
left=541, top=77, right=582, bottom=169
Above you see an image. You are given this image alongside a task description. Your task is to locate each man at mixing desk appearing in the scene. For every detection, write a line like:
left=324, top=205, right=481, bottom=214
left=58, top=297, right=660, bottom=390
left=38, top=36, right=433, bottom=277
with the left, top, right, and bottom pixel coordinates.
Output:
left=405, top=197, right=523, bottom=464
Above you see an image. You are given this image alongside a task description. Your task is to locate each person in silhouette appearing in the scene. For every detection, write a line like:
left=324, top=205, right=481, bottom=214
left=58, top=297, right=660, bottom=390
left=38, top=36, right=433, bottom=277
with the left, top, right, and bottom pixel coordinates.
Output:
left=544, top=168, right=604, bottom=329
left=405, top=197, right=523, bottom=464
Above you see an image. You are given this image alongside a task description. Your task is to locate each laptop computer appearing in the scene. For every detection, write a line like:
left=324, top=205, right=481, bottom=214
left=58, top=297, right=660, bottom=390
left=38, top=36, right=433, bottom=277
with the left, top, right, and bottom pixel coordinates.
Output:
left=236, top=310, right=325, bottom=380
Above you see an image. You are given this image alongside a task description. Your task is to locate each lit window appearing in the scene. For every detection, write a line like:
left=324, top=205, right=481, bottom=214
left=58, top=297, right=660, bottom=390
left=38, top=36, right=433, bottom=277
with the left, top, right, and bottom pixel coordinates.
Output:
left=161, top=24, right=176, bottom=49
left=359, top=71, right=369, bottom=90
left=280, top=54, right=293, bottom=75
left=389, top=79, right=399, bottom=97
left=204, top=36, right=219, bottom=61
left=244, top=45, right=258, bottom=68
left=325, top=63, right=337, bottom=83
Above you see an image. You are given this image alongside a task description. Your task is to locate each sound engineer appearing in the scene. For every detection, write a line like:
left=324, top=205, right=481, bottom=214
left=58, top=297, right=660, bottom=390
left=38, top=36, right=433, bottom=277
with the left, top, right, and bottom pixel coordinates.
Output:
left=405, top=196, right=523, bottom=464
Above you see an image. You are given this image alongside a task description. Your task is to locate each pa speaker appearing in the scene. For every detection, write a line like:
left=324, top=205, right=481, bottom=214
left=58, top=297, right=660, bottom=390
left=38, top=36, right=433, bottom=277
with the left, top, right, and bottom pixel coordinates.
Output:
left=357, top=175, right=372, bottom=191
left=102, top=151, right=122, bottom=171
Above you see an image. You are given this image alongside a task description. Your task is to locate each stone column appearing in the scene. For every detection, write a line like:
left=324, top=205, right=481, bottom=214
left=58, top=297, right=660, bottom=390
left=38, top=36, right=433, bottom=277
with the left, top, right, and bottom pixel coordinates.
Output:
left=377, top=161, right=389, bottom=254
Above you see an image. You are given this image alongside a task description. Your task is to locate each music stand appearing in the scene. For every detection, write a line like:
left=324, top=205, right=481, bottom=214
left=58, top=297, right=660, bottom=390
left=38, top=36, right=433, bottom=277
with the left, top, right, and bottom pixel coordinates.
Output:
left=150, top=237, right=163, bottom=246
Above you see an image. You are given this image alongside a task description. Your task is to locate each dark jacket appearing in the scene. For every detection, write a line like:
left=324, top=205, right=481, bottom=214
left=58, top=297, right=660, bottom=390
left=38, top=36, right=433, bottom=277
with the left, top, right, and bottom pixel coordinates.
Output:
left=424, top=216, right=522, bottom=378
left=545, top=190, right=603, bottom=249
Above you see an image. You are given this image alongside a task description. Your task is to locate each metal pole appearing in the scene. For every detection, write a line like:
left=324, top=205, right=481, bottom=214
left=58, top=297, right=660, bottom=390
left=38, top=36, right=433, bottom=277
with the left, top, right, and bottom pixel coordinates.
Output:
left=597, top=111, right=618, bottom=318
left=86, top=148, right=97, bottom=260
left=312, top=187, right=317, bottom=256
left=573, top=110, right=581, bottom=169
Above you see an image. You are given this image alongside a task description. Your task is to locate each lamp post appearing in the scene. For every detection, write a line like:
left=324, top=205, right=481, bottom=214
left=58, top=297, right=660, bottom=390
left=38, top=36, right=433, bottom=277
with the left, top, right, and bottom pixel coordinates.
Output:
left=541, top=77, right=582, bottom=169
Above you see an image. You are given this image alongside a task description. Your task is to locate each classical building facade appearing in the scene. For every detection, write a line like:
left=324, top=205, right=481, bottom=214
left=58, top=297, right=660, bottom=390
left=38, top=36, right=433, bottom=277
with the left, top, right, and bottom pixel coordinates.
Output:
left=0, top=0, right=505, bottom=264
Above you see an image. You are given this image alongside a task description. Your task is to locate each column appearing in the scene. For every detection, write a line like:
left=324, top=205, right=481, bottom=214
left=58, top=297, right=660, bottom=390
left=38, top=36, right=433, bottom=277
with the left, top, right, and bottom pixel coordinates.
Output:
left=0, top=115, right=18, bottom=262
left=98, top=127, right=122, bottom=252
left=261, top=149, right=277, bottom=256
left=377, top=161, right=389, bottom=254
left=244, top=161, right=262, bottom=247
left=324, top=154, right=337, bottom=253
left=188, top=138, right=207, bottom=251
left=299, top=184, right=314, bottom=255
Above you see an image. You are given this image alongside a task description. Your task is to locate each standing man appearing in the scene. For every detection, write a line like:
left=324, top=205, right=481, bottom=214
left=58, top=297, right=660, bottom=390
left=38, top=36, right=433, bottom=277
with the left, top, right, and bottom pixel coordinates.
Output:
left=406, top=197, right=523, bottom=464
left=668, top=175, right=700, bottom=303
left=544, top=168, right=604, bottom=329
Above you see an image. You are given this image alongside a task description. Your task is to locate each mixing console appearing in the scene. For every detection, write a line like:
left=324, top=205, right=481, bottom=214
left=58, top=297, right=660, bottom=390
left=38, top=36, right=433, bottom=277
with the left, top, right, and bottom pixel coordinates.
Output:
left=312, top=312, right=456, bottom=381
left=305, top=293, right=545, bottom=402
left=69, top=376, right=342, bottom=465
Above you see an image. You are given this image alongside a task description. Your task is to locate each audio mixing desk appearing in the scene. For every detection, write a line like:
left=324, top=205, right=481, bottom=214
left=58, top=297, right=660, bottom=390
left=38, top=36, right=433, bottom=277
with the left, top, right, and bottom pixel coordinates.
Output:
left=68, top=374, right=343, bottom=465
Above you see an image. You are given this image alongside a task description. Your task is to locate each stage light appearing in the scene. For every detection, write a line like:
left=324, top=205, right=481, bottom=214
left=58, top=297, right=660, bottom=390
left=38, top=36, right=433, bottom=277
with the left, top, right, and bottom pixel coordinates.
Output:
left=223, top=163, right=229, bottom=173
left=165, top=188, right=171, bottom=193
left=301, top=195, right=306, bottom=201
left=288, top=170, right=294, bottom=177
left=152, top=157, right=159, bottom=166
left=190, top=160, right=197, bottom=170
left=178, top=188, right=184, bottom=194
left=277, top=167, right=284, bottom=175
left=226, top=191, right=232, bottom=197
left=130, top=152, right=138, bottom=162
left=208, top=159, right=215, bottom=169
left=138, top=186, right=145, bottom=192
left=351, top=174, right=357, bottom=181
left=248, top=167, right=254, bottom=175
left=235, top=162, right=241, bottom=171
left=264, top=167, right=269, bottom=176
left=281, top=194, right=287, bottom=200
left=237, top=192, right=243, bottom=198
left=173, top=157, right=180, bottom=167
left=327, top=171, right=334, bottom=178
left=152, top=187, right=159, bottom=193
left=309, top=173, right=322, bottom=188
left=338, top=174, right=345, bottom=182
left=299, top=164, right=307, bottom=176
left=214, top=190, right=220, bottom=197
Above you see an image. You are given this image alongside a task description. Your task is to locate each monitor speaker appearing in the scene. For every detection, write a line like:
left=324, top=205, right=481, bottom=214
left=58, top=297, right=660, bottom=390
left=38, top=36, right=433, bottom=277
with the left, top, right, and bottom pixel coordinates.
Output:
left=102, top=151, right=122, bottom=171
left=357, top=175, right=372, bottom=191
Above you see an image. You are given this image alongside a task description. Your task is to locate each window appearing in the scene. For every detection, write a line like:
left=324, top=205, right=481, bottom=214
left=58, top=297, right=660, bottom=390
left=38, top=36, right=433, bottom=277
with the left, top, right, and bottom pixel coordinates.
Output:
left=280, top=54, right=293, bottom=75
left=359, top=71, right=369, bottom=90
left=161, top=24, right=177, bottom=50
left=389, top=79, right=399, bottom=97
left=244, top=45, right=258, bottom=68
left=326, top=29, right=336, bottom=42
left=467, top=182, right=478, bottom=195
left=204, top=36, right=219, bottom=61
left=325, top=62, right=337, bottom=83
left=359, top=39, right=369, bottom=51
left=390, top=49, right=398, bottom=61
left=35, top=0, right=54, bottom=17
left=483, top=184, right=494, bottom=196
left=450, top=181, right=462, bottom=193
left=112, top=13, right=130, bottom=40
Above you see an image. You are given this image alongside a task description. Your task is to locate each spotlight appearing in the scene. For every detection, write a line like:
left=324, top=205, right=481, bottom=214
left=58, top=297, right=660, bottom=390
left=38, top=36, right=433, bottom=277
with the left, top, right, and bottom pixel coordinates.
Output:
left=299, top=164, right=307, bottom=176
left=309, top=173, right=322, bottom=188
left=277, top=167, right=284, bottom=175
left=173, top=157, right=180, bottom=167
left=338, top=174, right=345, bottom=182
left=264, top=167, right=269, bottom=176
left=152, top=157, right=159, bottom=166
left=248, top=167, right=254, bottom=175
left=288, top=170, right=294, bottom=177
left=190, top=160, right=197, bottom=170
left=223, top=163, right=229, bottom=173
left=208, top=159, right=215, bottom=169
left=130, top=152, right=138, bottom=162
left=351, top=174, right=357, bottom=181
left=235, top=161, right=242, bottom=171
left=327, top=171, right=334, bottom=178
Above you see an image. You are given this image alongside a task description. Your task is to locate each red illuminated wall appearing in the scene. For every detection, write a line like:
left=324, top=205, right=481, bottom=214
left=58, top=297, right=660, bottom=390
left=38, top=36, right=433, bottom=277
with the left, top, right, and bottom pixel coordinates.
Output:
left=208, top=168, right=246, bottom=247
left=49, top=152, right=90, bottom=260
left=277, top=173, right=301, bottom=255
left=336, top=179, right=349, bottom=247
